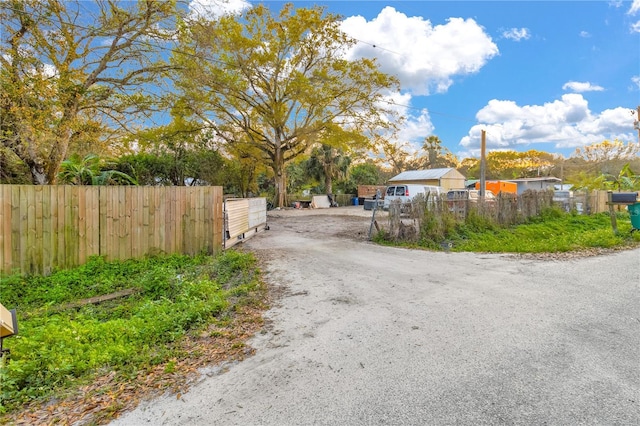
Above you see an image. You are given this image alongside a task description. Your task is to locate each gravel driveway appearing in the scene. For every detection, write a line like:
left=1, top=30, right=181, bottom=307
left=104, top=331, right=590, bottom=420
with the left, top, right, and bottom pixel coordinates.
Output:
left=112, top=206, right=640, bottom=425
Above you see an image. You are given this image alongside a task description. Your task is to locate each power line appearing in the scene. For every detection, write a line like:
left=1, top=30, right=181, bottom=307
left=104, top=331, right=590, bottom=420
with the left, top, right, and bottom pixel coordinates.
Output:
left=354, top=39, right=403, bottom=56
left=384, top=100, right=477, bottom=123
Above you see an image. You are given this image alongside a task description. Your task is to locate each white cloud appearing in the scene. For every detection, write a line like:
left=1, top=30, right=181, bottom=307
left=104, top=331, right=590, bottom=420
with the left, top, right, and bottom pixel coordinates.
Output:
left=398, top=110, right=435, bottom=147
left=41, top=63, right=58, bottom=78
left=188, top=0, right=251, bottom=20
left=631, top=20, right=640, bottom=33
left=579, top=31, right=591, bottom=38
left=562, top=81, right=604, bottom=93
left=340, top=7, right=499, bottom=96
left=628, top=0, right=640, bottom=15
left=0, top=53, right=57, bottom=78
left=502, top=28, right=531, bottom=41
left=632, top=75, right=640, bottom=89
left=459, top=94, right=636, bottom=153
left=373, top=91, right=435, bottom=150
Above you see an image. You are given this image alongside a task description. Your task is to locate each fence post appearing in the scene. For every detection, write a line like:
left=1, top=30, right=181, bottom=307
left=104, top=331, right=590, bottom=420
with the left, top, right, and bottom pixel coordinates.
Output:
left=607, top=191, right=618, bottom=234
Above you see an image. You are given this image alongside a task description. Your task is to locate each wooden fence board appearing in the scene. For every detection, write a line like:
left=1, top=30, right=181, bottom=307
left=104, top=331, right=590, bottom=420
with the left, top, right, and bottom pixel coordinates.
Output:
left=153, top=187, right=160, bottom=254
left=86, top=187, right=99, bottom=259
left=79, top=186, right=87, bottom=265
left=50, top=186, right=59, bottom=269
left=138, top=187, right=147, bottom=258
left=115, top=187, right=124, bottom=261
left=98, top=187, right=107, bottom=258
left=21, top=186, right=30, bottom=273
left=190, top=188, right=204, bottom=254
left=183, top=188, right=191, bottom=254
left=71, top=186, right=80, bottom=268
left=10, top=187, right=20, bottom=274
left=204, top=187, right=213, bottom=253
left=214, top=187, right=223, bottom=250
left=196, top=187, right=204, bottom=253
left=1, top=186, right=11, bottom=272
left=189, top=188, right=197, bottom=254
left=0, top=186, right=5, bottom=272
left=41, top=186, right=52, bottom=274
left=165, top=187, right=174, bottom=255
left=34, top=186, right=44, bottom=273
left=64, top=186, right=74, bottom=269
left=178, top=188, right=186, bottom=254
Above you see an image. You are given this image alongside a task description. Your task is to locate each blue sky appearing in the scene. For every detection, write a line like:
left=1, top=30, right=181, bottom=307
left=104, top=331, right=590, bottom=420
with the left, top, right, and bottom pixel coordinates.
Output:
left=194, top=0, right=640, bottom=160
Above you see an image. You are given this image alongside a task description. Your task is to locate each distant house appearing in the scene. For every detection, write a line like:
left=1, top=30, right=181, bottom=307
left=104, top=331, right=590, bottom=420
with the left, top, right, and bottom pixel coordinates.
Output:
left=504, top=177, right=562, bottom=195
left=388, top=168, right=466, bottom=191
left=465, top=179, right=478, bottom=189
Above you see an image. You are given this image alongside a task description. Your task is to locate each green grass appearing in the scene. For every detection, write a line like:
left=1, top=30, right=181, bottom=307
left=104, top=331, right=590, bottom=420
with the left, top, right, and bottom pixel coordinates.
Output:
left=374, top=208, right=640, bottom=253
left=0, top=251, right=262, bottom=414
left=451, top=210, right=640, bottom=253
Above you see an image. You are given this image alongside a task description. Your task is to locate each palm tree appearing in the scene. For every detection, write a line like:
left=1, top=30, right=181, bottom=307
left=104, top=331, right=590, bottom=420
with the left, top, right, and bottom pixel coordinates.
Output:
left=306, top=144, right=350, bottom=195
left=58, top=154, right=137, bottom=185
left=422, top=135, right=442, bottom=168
left=602, top=163, right=640, bottom=191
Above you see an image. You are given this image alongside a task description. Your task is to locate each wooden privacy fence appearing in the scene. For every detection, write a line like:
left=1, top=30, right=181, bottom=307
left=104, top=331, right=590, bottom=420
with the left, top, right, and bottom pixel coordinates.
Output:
left=0, top=185, right=223, bottom=276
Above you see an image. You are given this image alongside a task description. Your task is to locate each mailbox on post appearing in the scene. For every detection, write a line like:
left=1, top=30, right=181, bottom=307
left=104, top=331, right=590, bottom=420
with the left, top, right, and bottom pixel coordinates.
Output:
left=1, top=303, right=18, bottom=359
left=609, top=192, right=638, bottom=204
left=606, top=191, right=639, bottom=234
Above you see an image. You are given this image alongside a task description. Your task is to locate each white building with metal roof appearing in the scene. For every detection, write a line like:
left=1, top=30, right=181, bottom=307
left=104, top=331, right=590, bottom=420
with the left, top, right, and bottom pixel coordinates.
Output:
left=388, top=168, right=466, bottom=191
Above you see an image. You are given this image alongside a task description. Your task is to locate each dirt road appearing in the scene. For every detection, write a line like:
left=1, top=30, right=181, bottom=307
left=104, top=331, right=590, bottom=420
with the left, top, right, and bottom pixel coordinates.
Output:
left=112, top=206, right=640, bottom=425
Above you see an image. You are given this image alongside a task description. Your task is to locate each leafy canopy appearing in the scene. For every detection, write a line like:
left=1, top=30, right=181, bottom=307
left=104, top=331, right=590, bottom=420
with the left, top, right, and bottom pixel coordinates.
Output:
left=0, top=0, right=179, bottom=184
left=173, top=3, right=400, bottom=206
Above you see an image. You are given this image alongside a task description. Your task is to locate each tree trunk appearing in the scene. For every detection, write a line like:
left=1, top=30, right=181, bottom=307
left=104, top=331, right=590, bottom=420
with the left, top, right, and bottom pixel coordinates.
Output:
left=44, top=140, right=68, bottom=184
left=30, top=164, right=47, bottom=185
left=44, top=105, right=77, bottom=184
left=274, top=148, right=286, bottom=208
left=324, top=164, right=333, bottom=195
left=323, top=147, right=334, bottom=194
left=428, top=148, right=436, bottom=168
left=274, top=166, right=286, bottom=208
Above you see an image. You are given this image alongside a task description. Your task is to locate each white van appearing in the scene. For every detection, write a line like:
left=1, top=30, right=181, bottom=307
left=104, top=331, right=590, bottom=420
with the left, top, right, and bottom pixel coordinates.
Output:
left=383, top=184, right=443, bottom=209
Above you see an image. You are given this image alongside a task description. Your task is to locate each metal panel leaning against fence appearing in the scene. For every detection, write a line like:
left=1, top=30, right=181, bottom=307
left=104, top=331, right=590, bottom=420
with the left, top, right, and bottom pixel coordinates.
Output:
left=224, top=197, right=268, bottom=249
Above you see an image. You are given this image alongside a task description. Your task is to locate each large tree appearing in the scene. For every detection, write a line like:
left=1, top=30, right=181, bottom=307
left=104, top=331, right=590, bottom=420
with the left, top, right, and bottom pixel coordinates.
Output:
left=421, top=135, right=459, bottom=169
left=378, top=140, right=421, bottom=175
left=0, top=0, right=178, bottom=184
left=174, top=3, right=399, bottom=207
left=568, top=139, right=640, bottom=177
left=306, top=144, right=350, bottom=195
left=422, top=135, right=443, bottom=168
left=336, top=161, right=382, bottom=194
left=464, top=150, right=555, bottom=179
left=572, top=139, right=640, bottom=163
left=127, top=117, right=228, bottom=187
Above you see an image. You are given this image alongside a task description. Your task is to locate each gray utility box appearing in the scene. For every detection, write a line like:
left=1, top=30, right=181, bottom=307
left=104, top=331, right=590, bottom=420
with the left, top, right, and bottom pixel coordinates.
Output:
left=363, top=199, right=383, bottom=211
left=610, top=192, right=638, bottom=204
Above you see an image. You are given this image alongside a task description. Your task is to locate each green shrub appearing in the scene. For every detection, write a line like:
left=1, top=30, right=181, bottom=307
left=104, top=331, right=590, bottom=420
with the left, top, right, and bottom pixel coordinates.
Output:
left=451, top=211, right=637, bottom=253
left=0, top=251, right=260, bottom=413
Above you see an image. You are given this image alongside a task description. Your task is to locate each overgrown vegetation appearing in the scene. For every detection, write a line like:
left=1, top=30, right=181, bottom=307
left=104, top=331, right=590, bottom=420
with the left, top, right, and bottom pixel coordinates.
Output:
left=0, top=252, right=265, bottom=418
left=375, top=203, right=640, bottom=253
left=452, top=209, right=640, bottom=253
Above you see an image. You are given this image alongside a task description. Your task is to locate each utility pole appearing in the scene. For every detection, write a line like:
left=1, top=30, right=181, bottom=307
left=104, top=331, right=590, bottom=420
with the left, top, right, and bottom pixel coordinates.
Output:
left=479, top=129, right=486, bottom=201
left=635, top=106, right=640, bottom=145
